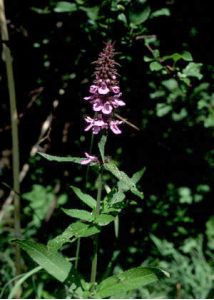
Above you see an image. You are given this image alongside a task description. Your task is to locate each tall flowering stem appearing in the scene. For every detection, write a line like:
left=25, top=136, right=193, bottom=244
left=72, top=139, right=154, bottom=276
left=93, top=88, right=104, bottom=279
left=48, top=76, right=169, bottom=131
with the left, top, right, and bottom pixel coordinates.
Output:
left=90, top=168, right=103, bottom=291
left=82, top=41, right=125, bottom=292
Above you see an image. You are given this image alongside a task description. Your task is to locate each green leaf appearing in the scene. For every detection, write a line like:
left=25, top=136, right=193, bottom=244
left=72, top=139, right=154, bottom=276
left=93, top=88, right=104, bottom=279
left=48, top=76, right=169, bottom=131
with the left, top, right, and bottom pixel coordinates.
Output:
left=31, top=7, right=51, bottom=14
left=162, top=79, right=178, bottom=90
left=162, top=51, right=193, bottom=63
left=70, top=185, right=96, bottom=209
left=62, top=208, right=93, bottom=222
left=39, top=153, right=83, bottom=164
left=129, top=6, right=151, bottom=25
left=172, top=108, right=188, bottom=121
left=151, top=8, right=170, bottom=18
left=149, top=61, right=163, bottom=71
left=181, top=51, right=193, bottom=61
left=156, top=103, right=172, bottom=117
left=54, top=2, right=77, bottom=13
left=48, top=222, right=100, bottom=251
left=80, top=6, right=99, bottom=21
left=95, top=267, right=169, bottom=298
left=110, top=191, right=126, bottom=204
left=104, top=162, right=143, bottom=199
left=95, top=214, right=115, bottom=226
left=118, top=13, right=128, bottom=25
left=15, top=240, right=71, bottom=282
left=131, top=167, right=146, bottom=184
left=144, top=56, right=153, bottom=62
left=98, top=135, right=107, bottom=162
left=181, top=62, right=203, bottom=80
left=104, top=162, right=134, bottom=190
left=71, top=221, right=99, bottom=237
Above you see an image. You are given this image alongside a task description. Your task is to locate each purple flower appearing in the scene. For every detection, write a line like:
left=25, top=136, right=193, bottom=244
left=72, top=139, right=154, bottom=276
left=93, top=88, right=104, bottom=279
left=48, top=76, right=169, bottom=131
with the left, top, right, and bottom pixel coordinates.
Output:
left=92, top=99, right=103, bottom=112
left=92, top=99, right=112, bottom=114
left=98, top=82, right=110, bottom=95
left=84, top=116, right=108, bottom=134
left=102, top=102, right=113, bottom=114
left=109, top=120, right=123, bottom=134
left=81, top=152, right=99, bottom=165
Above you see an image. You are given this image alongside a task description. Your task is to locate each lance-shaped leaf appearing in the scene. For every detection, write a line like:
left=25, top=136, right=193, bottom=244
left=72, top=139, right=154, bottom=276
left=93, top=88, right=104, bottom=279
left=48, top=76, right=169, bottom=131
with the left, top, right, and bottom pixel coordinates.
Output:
left=62, top=208, right=93, bottom=222
left=95, top=267, right=169, bottom=298
left=131, top=167, right=146, bottom=184
left=48, top=221, right=100, bottom=251
left=39, top=152, right=83, bottom=164
left=95, top=214, right=115, bottom=226
left=104, top=162, right=144, bottom=199
left=14, top=240, right=71, bottom=282
left=70, top=185, right=96, bottom=209
left=98, top=135, right=107, bottom=162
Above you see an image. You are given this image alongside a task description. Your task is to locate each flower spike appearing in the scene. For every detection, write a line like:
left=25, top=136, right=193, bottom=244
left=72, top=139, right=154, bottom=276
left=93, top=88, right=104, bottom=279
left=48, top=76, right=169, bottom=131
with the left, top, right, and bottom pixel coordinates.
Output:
left=84, top=42, right=125, bottom=135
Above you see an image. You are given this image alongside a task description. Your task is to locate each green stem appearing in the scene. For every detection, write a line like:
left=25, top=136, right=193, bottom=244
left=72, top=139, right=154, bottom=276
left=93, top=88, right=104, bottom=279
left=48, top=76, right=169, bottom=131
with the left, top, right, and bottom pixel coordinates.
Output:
left=90, top=169, right=103, bottom=292
left=74, top=238, right=81, bottom=269
left=75, top=132, right=95, bottom=270
left=0, top=0, right=21, bottom=276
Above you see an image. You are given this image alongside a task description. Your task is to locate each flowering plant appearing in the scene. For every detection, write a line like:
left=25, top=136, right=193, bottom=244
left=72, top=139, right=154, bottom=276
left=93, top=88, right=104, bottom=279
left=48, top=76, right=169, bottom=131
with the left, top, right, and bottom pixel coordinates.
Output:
left=14, top=42, right=168, bottom=298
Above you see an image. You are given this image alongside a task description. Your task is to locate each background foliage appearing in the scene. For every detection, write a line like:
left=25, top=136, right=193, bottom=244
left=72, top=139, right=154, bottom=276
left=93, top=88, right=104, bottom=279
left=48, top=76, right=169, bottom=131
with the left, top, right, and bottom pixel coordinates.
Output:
left=0, top=0, right=214, bottom=298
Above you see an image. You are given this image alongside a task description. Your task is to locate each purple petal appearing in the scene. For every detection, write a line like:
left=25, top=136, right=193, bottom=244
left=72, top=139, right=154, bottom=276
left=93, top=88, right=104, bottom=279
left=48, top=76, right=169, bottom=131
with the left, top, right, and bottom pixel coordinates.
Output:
left=93, top=100, right=103, bottom=111
left=102, top=102, right=113, bottom=114
left=98, top=83, right=110, bottom=95
left=92, top=126, right=101, bottom=134
left=94, top=120, right=105, bottom=126
left=90, top=85, right=98, bottom=94
left=84, top=96, right=91, bottom=101
left=84, top=123, right=93, bottom=131
left=85, top=116, right=93, bottom=123
left=81, top=158, right=92, bottom=165
left=111, top=86, right=120, bottom=94
left=112, top=99, right=126, bottom=108
left=84, top=152, right=96, bottom=159
left=81, top=152, right=98, bottom=165
left=110, top=120, right=122, bottom=134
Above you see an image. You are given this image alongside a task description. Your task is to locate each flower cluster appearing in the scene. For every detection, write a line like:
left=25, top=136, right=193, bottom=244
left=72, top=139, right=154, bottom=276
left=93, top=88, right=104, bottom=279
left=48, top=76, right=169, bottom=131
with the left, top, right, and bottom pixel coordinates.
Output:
left=84, top=41, right=125, bottom=135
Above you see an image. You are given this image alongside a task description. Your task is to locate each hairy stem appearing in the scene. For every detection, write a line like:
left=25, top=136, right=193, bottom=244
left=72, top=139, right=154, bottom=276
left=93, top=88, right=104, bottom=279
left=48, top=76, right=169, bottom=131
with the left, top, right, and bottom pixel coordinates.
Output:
left=90, top=169, right=103, bottom=292
left=0, top=0, right=21, bottom=276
